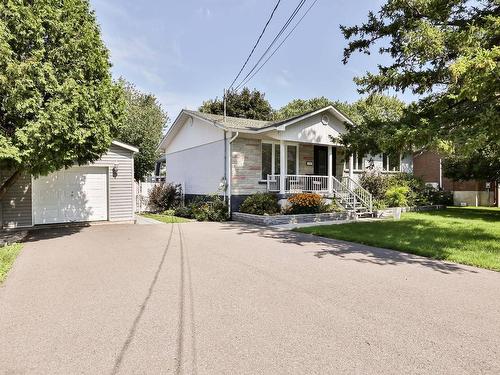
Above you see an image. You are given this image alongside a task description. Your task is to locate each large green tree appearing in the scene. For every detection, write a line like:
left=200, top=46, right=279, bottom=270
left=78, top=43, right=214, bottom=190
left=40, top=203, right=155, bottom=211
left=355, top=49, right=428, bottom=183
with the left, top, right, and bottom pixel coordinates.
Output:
left=275, top=97, right=351, bottom=120
left=276, top=94, right=406, bottom=156
left=338, top=94, right=407, bottom=156
left=0, top=0, right=124, bottom=196
left=116, top=80, right=167, bottom=181
left=199, top=87, right=273, bottom=121
left=340, top=0, right=500, bottom=178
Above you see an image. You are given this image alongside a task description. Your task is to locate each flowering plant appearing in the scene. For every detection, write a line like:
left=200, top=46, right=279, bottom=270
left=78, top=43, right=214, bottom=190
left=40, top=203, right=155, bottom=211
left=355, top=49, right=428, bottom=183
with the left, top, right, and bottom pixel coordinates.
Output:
left=287, top=193, right=323, bottom=214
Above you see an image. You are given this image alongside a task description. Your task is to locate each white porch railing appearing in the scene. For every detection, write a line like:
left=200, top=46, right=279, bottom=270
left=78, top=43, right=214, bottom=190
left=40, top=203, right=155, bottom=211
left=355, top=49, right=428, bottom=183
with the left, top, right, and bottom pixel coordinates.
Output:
left=267, top=175, right=329, bottom=193
left=342, top=176, right=373, bottom=212
left=266, top=174, right=373, bottom=212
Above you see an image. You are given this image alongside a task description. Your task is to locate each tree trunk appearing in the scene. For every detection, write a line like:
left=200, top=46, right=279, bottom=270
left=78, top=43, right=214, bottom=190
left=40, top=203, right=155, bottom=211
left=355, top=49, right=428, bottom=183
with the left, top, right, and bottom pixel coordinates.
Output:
left=0, top=169, right=22, bottom=200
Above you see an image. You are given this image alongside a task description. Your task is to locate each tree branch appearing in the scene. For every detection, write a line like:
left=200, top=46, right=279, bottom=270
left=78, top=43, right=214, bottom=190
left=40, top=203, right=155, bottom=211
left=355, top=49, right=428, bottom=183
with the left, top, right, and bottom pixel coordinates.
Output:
left=0, top=169, right=22, bottom=200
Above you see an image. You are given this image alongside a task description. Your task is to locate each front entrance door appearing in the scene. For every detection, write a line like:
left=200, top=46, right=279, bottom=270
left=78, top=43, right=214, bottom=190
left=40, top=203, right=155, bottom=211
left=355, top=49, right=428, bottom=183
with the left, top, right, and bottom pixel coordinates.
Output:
left=314, top=146, right=336, bottom=176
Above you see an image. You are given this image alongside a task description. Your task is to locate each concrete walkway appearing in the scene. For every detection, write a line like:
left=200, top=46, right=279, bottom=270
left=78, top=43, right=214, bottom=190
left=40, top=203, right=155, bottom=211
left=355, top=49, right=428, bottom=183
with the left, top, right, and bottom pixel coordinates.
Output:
left=0, top=222, right=499, bottom=374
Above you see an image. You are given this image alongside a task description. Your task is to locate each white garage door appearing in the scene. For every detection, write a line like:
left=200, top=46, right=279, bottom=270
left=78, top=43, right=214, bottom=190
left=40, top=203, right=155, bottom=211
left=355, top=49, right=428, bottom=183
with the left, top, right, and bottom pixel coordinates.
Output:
left=33, top=167, right=108, bottom=225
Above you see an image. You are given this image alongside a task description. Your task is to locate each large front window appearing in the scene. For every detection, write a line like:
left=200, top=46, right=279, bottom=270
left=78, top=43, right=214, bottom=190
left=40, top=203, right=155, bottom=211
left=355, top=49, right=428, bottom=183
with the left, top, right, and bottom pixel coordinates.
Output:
left=261, top=142, right=281, bottom=179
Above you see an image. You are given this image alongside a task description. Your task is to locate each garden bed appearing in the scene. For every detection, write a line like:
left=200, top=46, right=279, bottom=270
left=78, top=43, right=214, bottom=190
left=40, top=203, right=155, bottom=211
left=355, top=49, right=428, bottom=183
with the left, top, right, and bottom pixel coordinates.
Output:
left=232, top=211, right=351, bottom=226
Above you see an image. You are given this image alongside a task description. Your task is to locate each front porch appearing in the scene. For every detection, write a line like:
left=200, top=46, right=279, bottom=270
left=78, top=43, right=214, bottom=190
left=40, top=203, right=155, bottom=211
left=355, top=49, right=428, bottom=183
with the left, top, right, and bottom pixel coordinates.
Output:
left=266, top=173, right=373, bottom=212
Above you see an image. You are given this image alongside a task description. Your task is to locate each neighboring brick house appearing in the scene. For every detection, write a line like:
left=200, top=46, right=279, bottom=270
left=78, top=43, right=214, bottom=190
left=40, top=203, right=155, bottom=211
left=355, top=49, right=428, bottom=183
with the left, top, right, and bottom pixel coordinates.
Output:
left=157, top=106, right=413, bottom=212
left=413, top=151, right=499, bottom=207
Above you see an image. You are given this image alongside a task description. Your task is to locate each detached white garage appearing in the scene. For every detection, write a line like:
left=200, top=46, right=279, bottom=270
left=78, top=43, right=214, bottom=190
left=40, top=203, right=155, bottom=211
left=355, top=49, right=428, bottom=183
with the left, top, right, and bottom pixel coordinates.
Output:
left=0, top=141, right=138, bottom=229
left=32, top=167, right=109, bottom=225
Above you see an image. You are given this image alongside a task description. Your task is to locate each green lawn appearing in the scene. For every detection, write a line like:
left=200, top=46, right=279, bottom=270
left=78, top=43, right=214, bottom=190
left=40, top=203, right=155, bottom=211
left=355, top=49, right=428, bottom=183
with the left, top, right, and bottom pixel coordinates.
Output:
left=141, top=213, right=190, bottom=224
left=0, top=243, right=23, bottom=283
left=295, top=207, right=500, bottom=271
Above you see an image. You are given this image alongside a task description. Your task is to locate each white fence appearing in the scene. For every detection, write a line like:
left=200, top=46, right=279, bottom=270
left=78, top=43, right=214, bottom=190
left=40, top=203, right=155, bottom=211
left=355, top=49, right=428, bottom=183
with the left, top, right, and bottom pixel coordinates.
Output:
left=135, top=181, right=159, bottom=213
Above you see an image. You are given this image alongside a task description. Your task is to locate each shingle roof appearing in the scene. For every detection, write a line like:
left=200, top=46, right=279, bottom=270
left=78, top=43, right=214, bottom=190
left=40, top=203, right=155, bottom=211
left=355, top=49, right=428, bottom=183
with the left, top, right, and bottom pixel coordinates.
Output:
left=184, top=110, right=275, bottom=130
left=183, top=105, right=354, bottom=132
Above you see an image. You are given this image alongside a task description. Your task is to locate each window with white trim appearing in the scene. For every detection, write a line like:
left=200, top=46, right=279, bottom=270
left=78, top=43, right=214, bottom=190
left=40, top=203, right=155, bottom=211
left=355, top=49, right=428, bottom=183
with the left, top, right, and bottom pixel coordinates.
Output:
left=261, top=142, right=281, bottom=179
left=382, top=153, right=401, bottom=172
left=353, top=153, right=364, bottom=170
left=287, top=145, right=298, bottom=175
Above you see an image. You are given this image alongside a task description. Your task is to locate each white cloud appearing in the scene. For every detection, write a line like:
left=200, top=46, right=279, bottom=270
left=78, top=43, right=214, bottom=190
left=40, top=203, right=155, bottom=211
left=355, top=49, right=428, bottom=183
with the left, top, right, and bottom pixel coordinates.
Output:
left=197, top=7, right=212, bottom=18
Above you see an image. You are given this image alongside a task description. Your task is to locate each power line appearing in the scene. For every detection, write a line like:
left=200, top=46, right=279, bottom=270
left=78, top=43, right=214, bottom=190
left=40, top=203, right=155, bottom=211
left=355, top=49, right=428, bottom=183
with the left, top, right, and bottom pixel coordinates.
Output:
left=227, top=0, right=282, bottom=91
left=236, top=0, right=319, bottom=90
left=234, top=0, right=308, bottom=90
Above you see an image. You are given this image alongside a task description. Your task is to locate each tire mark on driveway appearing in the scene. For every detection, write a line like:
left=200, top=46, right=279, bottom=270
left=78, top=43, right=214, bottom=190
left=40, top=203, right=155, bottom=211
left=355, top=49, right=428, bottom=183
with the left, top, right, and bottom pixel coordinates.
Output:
left=111, top=224, right=175, bottom=375
left=175, top=224, right=198, bottom=375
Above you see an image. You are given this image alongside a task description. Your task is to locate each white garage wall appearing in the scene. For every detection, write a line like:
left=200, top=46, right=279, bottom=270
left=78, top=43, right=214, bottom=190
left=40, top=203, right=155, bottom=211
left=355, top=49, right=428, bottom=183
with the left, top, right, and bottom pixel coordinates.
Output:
left=166, top=140, right=225, bottom=195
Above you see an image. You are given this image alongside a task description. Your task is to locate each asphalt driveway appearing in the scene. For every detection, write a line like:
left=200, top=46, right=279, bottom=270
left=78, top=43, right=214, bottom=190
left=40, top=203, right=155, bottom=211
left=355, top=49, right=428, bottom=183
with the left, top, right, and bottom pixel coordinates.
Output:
left=1, top=222, right=499, bottom=374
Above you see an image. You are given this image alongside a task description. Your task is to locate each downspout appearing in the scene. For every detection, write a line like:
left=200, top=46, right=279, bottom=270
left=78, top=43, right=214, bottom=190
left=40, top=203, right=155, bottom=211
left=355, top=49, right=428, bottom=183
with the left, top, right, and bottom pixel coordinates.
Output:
left=227, top=131, right=239, bottom=217
left=223, top=131, right=227, bottom=202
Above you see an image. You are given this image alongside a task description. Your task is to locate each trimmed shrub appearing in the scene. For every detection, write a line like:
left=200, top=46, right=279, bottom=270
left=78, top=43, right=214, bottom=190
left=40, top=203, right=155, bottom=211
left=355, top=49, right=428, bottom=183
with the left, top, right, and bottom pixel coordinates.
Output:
left=188, top=195, right=229, bottom=222
left=148, top=183, right=182, bottom=212
left=174, top=206, right=193, bottom=218
left=421, top=187, right=454, bottom=206
left=239, top=193, right=280, bottom=215
left=385, top=186, right=410, bottom=207
left=288, top=193, right=323, bottom=214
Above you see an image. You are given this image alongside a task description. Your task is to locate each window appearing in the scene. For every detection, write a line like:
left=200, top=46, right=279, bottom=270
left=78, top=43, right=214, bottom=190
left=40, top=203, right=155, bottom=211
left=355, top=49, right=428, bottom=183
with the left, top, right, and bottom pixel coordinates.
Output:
left=287, top=145, right=297, bottom=175
left=383, top=153, right=401, bottom=172
left=353, top=153, right=364, bottom=170
left=261, top=143, right=272, bottom=180
left=261, top=143, right=297, bottom=179
left=261, top=142, right=281, bottom=179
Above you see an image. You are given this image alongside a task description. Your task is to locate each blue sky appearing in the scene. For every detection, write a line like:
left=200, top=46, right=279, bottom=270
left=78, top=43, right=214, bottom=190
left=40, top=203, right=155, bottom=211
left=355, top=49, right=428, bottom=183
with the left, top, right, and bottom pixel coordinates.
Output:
left=90, top=0, right=410, bottom=120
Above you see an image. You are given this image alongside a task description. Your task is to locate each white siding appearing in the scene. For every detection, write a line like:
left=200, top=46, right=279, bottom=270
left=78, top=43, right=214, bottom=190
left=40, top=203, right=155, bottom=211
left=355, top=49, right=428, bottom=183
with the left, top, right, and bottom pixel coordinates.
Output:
left=0, top=144, right=135, bottom=228
left=0, top=171, right=32, bottom=228
left=279, top=113, right=346, bottom=145
left=166, top=140, right=225, bottom=195
left=93, top=144, right=135, bottom=221
left=165, top=116, right=225, bottom=154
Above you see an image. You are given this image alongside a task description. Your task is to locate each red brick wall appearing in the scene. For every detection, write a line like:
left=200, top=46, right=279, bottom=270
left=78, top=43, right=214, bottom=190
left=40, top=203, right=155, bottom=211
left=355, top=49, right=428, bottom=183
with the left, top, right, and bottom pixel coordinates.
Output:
left=413, top=151, right=441, bottom=184
left=413, top=151, right=487, bottom=191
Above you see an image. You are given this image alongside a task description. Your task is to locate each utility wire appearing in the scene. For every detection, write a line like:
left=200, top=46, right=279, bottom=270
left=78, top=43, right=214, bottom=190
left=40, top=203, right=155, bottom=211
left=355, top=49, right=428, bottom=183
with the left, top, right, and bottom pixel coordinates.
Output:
left=236, top=0, right=319, bottom=90
left=234, top=0, right=308, bottom=90
left=227, top=0, right=282, bottom=91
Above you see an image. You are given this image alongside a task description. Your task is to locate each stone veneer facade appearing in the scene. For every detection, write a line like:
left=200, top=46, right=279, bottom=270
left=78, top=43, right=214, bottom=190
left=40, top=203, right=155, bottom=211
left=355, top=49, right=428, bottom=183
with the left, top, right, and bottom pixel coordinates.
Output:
left=231, top=137, right=267, bottom=195
left=231, top=138, right=348, bottom=198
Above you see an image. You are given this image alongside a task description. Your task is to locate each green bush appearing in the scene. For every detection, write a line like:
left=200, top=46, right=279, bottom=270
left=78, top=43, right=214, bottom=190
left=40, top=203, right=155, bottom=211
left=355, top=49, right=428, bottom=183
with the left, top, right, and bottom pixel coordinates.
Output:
left=385, top=186, right=410, bottom=207
left=373, top=199, right=387, bottom=210
left=149, top=183, right=182, bottom=212
left=421, top=187, right=454, bottom=206
left=359, top=171, right=388, bottom=200
left=188, top=195, right=229, bottom=222
left=239, top=193, right=280, bottom=215
left=174, top=206, right=193, bottom=218
left=386, top=173, right=426, bottom=206
left=361, top=172, right=437, bottom=207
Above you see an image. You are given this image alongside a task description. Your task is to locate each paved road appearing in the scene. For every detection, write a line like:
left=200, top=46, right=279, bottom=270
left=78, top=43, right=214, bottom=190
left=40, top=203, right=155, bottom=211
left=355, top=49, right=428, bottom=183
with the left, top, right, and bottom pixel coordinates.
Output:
left=1, top=222, right=499, bottom=374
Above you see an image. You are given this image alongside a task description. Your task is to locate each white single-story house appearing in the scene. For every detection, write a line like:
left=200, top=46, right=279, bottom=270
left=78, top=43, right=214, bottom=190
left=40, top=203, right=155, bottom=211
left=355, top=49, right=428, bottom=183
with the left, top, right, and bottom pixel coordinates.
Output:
left=157, top=106, right=413, bottom=212
left=0, top=141, right=138, bottom=229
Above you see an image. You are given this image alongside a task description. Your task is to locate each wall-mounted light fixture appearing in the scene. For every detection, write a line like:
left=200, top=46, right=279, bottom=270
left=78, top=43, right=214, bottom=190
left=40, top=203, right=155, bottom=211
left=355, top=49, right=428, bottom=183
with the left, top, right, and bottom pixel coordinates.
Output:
left=112, top=163, right=119, bottom=177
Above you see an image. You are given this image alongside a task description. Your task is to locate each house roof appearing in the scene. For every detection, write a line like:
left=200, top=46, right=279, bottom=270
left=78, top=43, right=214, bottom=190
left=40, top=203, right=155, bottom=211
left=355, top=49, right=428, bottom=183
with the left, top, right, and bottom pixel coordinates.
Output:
left=158, top=105, right=355, bottom=151
left=184, top=105, right=353, bottom=131
left=112, top=140, right=139, bottom=153
left=184, top=110, right=274, bottom=130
